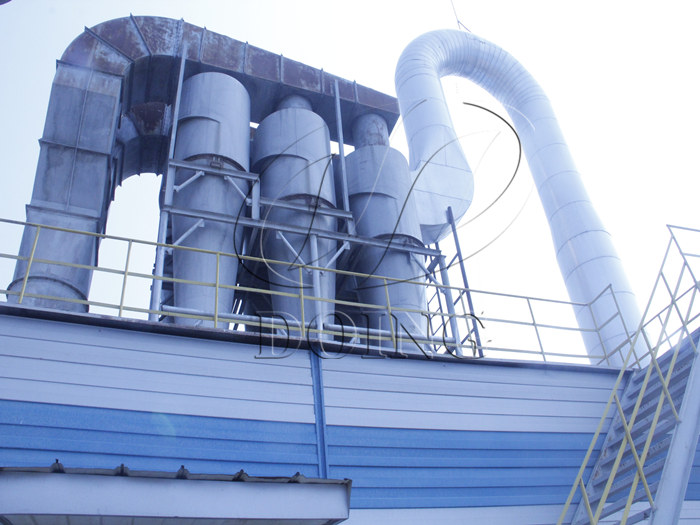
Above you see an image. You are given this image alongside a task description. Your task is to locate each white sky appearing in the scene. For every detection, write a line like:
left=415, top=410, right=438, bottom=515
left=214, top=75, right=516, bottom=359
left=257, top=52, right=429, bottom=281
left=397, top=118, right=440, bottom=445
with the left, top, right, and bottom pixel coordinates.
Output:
left=0, top=0, right=698, bottom=316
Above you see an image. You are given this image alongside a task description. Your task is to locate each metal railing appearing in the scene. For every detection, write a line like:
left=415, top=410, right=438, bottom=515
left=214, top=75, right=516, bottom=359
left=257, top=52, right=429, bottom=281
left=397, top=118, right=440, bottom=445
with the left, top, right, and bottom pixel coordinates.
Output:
left=0, top=216, right=625, bottom=363
left=558, top=225, right=700, bottom=524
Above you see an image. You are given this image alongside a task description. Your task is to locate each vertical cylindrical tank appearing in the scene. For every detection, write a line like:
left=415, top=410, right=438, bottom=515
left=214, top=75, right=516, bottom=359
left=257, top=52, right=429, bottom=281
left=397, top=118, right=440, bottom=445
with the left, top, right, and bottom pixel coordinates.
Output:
left=343, top=113, right=427, bottom=354
left=171, top=72, right=250, bottom=326
left=251, top=95, right=336, bottom=338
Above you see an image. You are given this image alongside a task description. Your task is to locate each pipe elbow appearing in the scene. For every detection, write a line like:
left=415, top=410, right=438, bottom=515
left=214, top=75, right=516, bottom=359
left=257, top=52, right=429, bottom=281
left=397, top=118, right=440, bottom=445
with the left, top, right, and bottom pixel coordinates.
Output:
left=395, top=29, right=640, bottom=358
left=395, top=31, right=475, bottom=244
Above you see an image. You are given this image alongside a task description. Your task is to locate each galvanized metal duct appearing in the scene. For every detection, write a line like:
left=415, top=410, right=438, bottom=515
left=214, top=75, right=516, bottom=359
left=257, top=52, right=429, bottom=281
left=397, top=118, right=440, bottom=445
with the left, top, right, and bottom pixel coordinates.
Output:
left=396, top=30, right=640, bottom=363
left=7, top=64, right=122, bottom=312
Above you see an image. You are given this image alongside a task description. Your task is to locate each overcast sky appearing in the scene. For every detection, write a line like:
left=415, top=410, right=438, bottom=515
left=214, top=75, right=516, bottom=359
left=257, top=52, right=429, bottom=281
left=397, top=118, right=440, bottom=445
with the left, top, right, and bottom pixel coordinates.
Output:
left=0, top=0, right=698, bottom=316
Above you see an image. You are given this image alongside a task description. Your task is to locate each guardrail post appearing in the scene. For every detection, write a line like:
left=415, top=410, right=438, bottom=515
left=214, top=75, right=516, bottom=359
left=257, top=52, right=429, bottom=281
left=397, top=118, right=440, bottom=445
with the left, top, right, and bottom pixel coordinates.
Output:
left=18, top=225, right=42, bottom=304
left=298, top=266, right=306, bottom=339
left=309, top=234, right=324, bottom=340
left=118, top=240, right=133, bottom=317
left=383, top=278, right=398, bottom=353
left=214, top=252, right=220, bottom=328
left=437, top=255, right=462, bottom=357
left=526, top=298, right=546, bottom=363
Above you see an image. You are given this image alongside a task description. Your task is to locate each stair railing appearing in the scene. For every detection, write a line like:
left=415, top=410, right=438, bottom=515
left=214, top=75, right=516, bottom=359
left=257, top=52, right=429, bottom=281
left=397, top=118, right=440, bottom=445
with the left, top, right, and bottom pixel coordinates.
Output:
left=558, top=225, right=700, bottom=525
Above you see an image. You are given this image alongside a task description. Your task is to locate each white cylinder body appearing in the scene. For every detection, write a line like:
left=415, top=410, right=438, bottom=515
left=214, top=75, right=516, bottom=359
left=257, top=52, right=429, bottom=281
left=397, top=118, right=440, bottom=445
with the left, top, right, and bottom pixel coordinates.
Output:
left=251, top=100, right=337, bottom=338
left=344, top=118, right=427, bottom=355
left=171, top=72, right=250, bottom=327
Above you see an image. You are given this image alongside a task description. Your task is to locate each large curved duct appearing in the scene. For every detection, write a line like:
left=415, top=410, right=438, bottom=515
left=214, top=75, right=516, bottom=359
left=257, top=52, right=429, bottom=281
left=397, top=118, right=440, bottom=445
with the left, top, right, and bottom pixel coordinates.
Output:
left=396, top=30, right=640, bottom=363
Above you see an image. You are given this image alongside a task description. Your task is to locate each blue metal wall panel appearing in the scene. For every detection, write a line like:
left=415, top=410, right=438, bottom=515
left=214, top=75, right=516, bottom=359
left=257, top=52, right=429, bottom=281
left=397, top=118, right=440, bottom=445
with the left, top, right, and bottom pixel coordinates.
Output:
left=328, top=426, right=595, bottom=449
left=327, top=425, right=599, bottom=509
left=686, top=449, right=700, bottom=500
left=348, top=486, right=573, bottom=509
left=0, top=399, right=610, bottom=509
left=0, top=400, right=320, bottom=477
left=1, top=312, right=662, bottom=511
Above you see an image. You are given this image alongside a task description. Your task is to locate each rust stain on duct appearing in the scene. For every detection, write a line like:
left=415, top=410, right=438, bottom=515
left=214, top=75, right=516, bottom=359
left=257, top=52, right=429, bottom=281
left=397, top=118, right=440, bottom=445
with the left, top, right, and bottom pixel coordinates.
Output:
left=201, top=30, right=245, bottom=72
left=282, top=57, right=320, bottom=92
left=128, top=102, right=170, bottom=136
left=58, top=16, right=399, bottom=146
left=91, top=18, right=149, bottom=60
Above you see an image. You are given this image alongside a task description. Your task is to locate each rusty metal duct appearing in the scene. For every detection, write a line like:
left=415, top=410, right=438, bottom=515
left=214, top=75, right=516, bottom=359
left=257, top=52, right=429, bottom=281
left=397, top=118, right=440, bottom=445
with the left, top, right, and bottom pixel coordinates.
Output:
left=396, top=30, right=640, bottom=362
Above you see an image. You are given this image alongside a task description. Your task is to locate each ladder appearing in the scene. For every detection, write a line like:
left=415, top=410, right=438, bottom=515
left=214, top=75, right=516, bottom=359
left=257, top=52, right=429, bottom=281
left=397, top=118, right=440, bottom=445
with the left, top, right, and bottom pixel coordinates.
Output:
left=559, top=225, right=700, bottom=524
left=570, top=332, right=698, bottom=524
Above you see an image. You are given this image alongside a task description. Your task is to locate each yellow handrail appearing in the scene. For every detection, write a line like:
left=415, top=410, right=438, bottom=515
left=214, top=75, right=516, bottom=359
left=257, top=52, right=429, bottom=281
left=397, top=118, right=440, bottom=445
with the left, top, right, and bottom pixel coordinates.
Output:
left=0, top=216, right=623, bottom=363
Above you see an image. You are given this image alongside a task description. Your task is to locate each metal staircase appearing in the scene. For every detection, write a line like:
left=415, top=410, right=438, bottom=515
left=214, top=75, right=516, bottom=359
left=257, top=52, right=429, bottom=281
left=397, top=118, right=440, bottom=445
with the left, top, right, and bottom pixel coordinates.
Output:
left=559, top=225, right=700, bottom=525
left=571, top=334, right=698, bottom=524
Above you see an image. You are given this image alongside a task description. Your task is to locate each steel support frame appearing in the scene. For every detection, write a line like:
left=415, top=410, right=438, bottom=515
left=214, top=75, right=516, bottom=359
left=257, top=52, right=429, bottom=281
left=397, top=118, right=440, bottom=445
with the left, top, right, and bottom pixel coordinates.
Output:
left=149, top=51, right=187, bottom=320
left=446, top=206, right=482, bottom=356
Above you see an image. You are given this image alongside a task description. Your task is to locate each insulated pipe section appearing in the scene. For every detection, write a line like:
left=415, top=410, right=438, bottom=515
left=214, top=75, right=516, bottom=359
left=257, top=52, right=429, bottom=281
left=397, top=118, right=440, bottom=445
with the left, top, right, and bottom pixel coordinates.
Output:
left=251, top=95, right=337, bottom=338
left=171, top=72, right=250, bottom=327
left=396, top=30, right=640, bottom=364
left=344, top=114, right=428, bottom=356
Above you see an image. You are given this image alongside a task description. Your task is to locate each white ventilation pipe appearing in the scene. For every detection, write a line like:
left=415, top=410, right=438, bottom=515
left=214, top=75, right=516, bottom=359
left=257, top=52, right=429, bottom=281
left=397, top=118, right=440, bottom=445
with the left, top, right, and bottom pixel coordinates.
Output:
left=396, top=30, right=640, bottom=364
